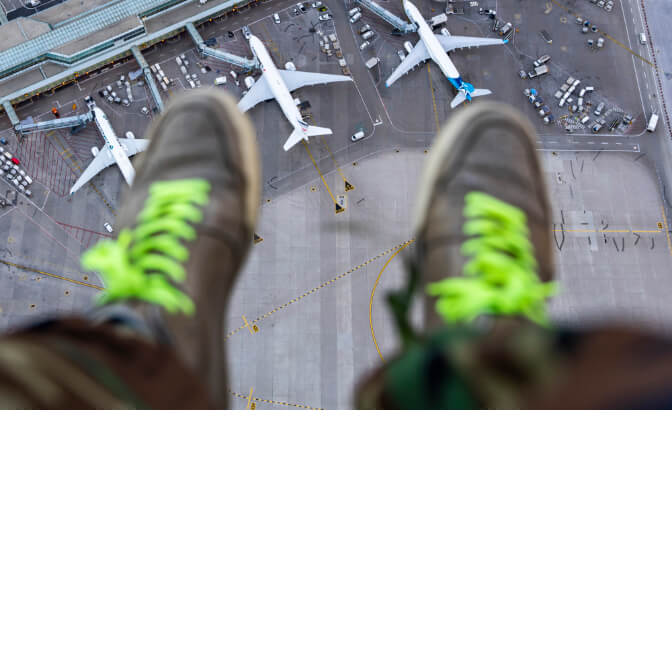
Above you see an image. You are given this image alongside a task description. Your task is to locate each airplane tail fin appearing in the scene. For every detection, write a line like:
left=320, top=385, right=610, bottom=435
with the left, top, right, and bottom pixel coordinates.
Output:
left=450, top=86, right=492, bottom=109
left=283, top=125, right=332, bottom=151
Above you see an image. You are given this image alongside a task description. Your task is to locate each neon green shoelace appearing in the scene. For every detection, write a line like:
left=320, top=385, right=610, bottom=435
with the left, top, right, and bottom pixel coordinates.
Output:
left=426, top=191, right=557, bottom=326
left=81, top=179, right=211, bottom=315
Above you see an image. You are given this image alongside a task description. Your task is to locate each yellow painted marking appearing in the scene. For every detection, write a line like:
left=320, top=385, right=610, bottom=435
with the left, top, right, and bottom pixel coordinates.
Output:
left=319, top=134, right=354, bottom=192
left=242, top=314, right=257, bottom=335
left=230, top=390, right=323, bottom=410
left=549, top=0, right=654, bottom=67
left=305, top=111, right=355, bottom=193
left=369, top=240, right=414, bottom=362
left=0, top=258, right=103, bottom=290
left=557, top=228, right=663, bottom=233
left=661, top=204, right=671, bottom=256
left=427, top=63, right=440, bottom=133
left=302, top=141, right=343, bottom=213
left=225, top=240, right=415, bottom=341
left=246, top=387, right=254, bottom=409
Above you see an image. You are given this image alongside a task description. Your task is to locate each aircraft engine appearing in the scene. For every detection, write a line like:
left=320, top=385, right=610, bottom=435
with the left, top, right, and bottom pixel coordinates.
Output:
left=125, top=131, right=135, bottom=139
left=91, top=147, right=99, bottom=157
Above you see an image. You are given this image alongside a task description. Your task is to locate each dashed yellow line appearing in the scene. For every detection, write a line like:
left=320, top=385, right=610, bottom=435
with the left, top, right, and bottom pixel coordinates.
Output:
left=0, top=258, right=103, bottom=290
left=427, top=63, right=440, bottom=133
left=225, top=239, right=415, bottom=340
left=229, top=390, right=323, bottom=410
left=369, top=239, right=414, bottom=362
left=549, top=0, right=654, bottom=67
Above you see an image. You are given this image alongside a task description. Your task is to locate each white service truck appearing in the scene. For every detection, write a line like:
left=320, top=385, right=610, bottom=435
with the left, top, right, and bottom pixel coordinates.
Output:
left=647, top=113, right=659, bottom=132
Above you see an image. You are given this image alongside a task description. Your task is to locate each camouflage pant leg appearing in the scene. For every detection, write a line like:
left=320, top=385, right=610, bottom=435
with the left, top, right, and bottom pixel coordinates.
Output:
left=356, top=319, right=672, bottom=410
left=0, top=318, right=213, bottom=409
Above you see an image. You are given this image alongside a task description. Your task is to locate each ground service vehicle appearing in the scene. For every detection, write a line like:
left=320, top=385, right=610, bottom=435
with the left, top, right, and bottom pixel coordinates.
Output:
left=647, top=113, right=659, bottom=132
left=273, top=13, right=280, bottom=23
left=639, top=32, right=646, bottom=44
left=351, top=130, right=365, bottom=141
left=362, top=30, right=374, bottom=40
left=533, top=54, right=550, bottom=67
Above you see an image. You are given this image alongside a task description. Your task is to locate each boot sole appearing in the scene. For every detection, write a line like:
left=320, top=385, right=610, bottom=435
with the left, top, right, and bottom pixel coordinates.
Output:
left=412, top=102, right=553, bottom=277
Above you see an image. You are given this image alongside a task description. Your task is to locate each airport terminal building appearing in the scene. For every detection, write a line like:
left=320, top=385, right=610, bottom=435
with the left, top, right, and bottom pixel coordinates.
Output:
left=0, top=0, right=260, bottom=126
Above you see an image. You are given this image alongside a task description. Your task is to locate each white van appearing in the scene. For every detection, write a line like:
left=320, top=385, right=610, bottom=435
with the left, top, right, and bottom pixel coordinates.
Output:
left=647, top=113, right=659, bottom=132
left=639, top=32, right=646, bottom=45
left=351, top=130, right=365, bottom=142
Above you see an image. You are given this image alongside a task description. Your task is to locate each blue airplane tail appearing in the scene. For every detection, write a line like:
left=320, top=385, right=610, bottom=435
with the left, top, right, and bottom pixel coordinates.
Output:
left=450, top=80, right=491, bottom=109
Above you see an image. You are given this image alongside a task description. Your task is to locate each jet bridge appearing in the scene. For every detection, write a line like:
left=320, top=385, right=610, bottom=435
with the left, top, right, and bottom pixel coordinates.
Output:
left=131, top=46, right=164, bottom=113
left=353, top=0, right=416, bottom=33
left=185, top=22, right=257, bottom=71
left=15, top=111, right=94, bottom=135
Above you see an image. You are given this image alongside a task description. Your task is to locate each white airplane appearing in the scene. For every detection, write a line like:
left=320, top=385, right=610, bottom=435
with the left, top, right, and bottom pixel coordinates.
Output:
left=239, top=34, right=352, bottom=151
left=386, top=0, right=508, bottom=108
left=69, top=96, right=148, bottom=195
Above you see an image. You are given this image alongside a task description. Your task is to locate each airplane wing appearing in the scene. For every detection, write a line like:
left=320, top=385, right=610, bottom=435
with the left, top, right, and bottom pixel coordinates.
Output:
left=119, top=138, right=149, bottom=157
left=278, top=69, right=351, bottom=92
left=69, top=146, right=115, bottom=195
left=437, top=35, right=507, bottom=51
left=385, top=41, right=430, bottom=87
left=237, top=75, right=275, bottom=112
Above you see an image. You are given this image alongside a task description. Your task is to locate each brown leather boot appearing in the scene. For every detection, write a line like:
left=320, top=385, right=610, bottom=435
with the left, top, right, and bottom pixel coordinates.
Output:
left=82, top=89, right=261, bottom=407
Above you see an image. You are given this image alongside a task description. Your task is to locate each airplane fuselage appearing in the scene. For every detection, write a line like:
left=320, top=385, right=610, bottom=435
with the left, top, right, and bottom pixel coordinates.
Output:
left=404, top=1, right=466, bottom=93
left=92, top=106, right=135, bottom=185
left=248, top=36, right=308, bottom=137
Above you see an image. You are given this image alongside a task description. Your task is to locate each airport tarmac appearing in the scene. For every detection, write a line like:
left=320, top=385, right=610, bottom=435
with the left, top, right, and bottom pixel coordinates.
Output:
left=0, top=0, right=671, bottom=408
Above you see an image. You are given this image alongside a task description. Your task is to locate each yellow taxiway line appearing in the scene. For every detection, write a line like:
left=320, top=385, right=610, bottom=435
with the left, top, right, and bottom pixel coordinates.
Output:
left=0, top=258, right=103, bottom=290
left=369, top=240, right=414, bottom=363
